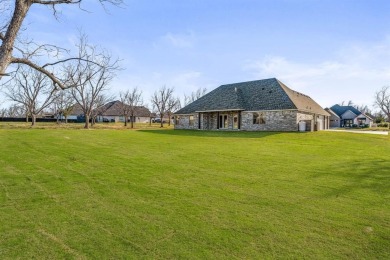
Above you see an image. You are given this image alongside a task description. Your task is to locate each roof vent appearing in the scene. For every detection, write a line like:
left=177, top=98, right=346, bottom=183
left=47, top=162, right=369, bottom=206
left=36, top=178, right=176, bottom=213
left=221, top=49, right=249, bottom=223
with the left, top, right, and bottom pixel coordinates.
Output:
left=234, top=87, right=237, bottom=92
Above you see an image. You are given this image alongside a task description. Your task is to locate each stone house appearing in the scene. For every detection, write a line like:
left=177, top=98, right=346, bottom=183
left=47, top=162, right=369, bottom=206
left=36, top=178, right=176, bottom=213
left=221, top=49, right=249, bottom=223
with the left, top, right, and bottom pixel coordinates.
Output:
left=174, top=78, right=330, bottom=131
left=326, top=105, right=373, bottom=128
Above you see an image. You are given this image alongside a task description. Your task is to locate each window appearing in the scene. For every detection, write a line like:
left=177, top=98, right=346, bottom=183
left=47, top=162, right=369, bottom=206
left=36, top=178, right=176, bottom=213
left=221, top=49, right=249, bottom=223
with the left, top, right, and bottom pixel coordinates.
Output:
left=175, top=116, right=180, bottom=125
left=253, top=113, right=259, bottom=124
left=189, top=115, right=194, bottom=126
left=259, top=113, right=265, bottom=124
left=219, top=114, right=228, bottom=128
left=253, top=112, right=265, bottom=124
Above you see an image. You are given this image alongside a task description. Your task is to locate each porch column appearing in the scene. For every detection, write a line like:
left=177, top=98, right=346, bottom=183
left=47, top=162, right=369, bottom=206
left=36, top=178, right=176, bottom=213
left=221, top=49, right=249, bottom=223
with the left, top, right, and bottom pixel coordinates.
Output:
left=238, top=111, right=241, bottom=130
left=198, top=112, right=201, bottom=130
left=217, top=112, right=220, bottom=129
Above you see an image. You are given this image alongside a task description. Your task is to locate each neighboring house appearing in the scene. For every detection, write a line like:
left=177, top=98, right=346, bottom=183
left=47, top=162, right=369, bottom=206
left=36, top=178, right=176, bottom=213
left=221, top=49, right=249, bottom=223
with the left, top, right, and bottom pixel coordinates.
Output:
left=95, top=100, right=153, bottom=123
left=174, top=78, right=330, bottom=131
left=326, top=105, right=373, bottom=127
left=325, top=108, right=341, bottom=128
left=57, top=103, right=84, bottom=121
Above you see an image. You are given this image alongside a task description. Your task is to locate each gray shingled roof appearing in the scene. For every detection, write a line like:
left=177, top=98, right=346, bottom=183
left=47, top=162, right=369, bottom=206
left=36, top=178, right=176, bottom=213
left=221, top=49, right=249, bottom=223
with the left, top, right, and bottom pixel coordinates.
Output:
left=329, top=105, right=361, bottom=117
left=69, top=103, right=84, bottom=115
left=175, top=78, right=329, bottom=116
left=96, top=101, right=152, bottom=117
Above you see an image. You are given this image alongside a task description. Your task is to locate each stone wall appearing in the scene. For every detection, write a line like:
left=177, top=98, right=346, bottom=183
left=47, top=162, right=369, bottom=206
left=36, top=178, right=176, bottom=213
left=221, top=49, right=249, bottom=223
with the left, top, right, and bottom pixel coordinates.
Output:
left=175, top=110, right=327, bottom=132
left=174, top=114, right=199, bottom=130
left=206, top=111, right=238, bottom=130
left=241, top=110, right=298, bottom=131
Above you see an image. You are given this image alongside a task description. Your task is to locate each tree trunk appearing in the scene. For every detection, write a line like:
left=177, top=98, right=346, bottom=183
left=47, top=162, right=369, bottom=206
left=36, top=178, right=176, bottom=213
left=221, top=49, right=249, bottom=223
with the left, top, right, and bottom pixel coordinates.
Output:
left=84, top=114, right=90, bottom=129
left=31, top=114, right=36, bottom=126
left=168, top=114, right=171, bottom=126
left=0, top=0, right=32, bottom=78
left=149, top=116, right=152, bottom=126
left=160, top=113, right=164, bottom=128
left=124, top=115, right=127, bottom=126
left=388, top=113, right=390, bottom=129
left=65, top=116, right=68, bottom=124
left=131, top=117, right=134, bottom=128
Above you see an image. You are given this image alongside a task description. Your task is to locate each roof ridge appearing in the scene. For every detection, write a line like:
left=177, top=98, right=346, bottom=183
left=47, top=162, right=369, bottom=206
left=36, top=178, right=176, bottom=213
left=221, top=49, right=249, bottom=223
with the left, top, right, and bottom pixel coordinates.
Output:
left=220, top=77, right=277, bottom=87
left=276, top=80, right=298, bottom=110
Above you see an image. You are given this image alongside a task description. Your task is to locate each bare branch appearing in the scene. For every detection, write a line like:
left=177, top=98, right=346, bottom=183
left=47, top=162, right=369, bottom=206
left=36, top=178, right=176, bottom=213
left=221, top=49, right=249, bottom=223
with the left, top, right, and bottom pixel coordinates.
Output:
left=32, top=0, right=81, bottom=5
left=3, top=67, right=59, bottom=126
left=151, top=86, right=175, bottom=127
left=374, top=86, right=390, bottom=123
left=67, top=35, right=120, bottom=128
left=10, top=57, right=72, bottom=90
left=0, top=0, right=123, bottom=81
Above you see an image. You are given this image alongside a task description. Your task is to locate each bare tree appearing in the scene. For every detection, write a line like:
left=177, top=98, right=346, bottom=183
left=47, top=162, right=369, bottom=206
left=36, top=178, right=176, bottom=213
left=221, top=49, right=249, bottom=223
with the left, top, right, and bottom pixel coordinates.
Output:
left=66, top=36, right=119, bottom=129
left=143, top=103, right=154, bottom=126
left=374, top=86, right=390, bottom=123
left=120, top=88, right=143, bottom=128
left=151, top=86, right=174, bottom=128
left=4, top=67, right=58, bottom=126
left=3, top=104, right=25, bottom=117
left=53, top=89, right=74, bottom=123
left=184, top=87, right=207, bottom=105
left=166, top=96, right=180, bottom=126
left=0, top=107, right=6, bottom=118
left=119, top=92, right=130, bottom=127
left=90, top=94, right=111, bottom=126
left=354, top=104, right=371, bottom=114
left=0, top=0, right=122, bottom=88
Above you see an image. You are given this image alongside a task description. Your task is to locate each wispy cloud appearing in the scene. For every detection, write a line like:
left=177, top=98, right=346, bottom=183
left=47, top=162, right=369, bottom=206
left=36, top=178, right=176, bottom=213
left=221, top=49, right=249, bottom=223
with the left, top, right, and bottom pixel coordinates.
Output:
left=161, top=31, right=196, bottom=48
left=244, top=39, right=390, bottom=107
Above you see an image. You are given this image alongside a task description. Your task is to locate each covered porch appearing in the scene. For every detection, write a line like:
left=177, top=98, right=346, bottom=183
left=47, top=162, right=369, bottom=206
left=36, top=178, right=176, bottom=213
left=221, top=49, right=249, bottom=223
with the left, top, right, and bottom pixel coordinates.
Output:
left=197, top=110, right=243, bottom=130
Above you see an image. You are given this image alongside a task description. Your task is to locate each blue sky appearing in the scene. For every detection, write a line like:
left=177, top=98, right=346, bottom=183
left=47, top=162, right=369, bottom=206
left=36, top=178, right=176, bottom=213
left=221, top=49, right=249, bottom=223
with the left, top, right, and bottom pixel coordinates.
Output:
left=5, top=0, right=390, bottom=109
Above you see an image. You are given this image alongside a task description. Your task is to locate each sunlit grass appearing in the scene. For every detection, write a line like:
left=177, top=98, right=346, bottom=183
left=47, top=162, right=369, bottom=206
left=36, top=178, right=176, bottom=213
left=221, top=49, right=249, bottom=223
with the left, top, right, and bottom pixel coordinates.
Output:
left=0, top=128, right=388, bottom=258
left=0, top=121, right=174, bottom=130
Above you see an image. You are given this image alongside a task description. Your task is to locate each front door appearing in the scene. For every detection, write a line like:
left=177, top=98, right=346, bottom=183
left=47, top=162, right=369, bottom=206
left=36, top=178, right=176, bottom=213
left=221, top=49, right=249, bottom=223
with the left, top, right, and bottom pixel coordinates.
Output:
left=233, top=113, right=239, bottom=129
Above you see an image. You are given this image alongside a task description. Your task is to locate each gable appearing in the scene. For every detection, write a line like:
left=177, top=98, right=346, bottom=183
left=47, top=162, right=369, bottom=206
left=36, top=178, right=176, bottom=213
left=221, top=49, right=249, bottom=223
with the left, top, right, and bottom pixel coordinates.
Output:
left=356, top=113, right=373, bottom=121
left=325, top=108, right=340, bottom=118
left=278, top=81, right=330, bottom=116
left=340, top=110, right=358, bottom=119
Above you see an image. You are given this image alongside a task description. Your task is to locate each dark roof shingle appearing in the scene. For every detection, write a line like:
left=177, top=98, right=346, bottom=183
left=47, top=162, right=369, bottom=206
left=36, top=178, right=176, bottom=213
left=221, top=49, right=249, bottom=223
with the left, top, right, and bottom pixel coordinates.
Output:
left=176, top=78, right=329, bottom=116
left=329, top=105, right=362, bottom=117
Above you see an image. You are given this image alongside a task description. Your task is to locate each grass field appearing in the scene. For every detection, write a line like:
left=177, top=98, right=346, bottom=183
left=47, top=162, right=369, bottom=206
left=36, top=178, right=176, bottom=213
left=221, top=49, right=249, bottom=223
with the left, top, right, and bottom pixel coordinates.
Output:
left=0, top=126, right=389, bottom=259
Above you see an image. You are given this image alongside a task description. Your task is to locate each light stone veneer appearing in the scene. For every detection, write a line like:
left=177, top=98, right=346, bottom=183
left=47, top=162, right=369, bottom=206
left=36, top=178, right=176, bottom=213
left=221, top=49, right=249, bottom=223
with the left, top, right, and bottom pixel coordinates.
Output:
left=175, top=110, right=327, bottom=131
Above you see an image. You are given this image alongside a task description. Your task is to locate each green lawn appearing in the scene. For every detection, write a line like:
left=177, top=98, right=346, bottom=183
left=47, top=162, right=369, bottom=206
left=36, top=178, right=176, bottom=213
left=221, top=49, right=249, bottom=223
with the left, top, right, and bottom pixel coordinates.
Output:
left=0, top=128, right=389, bottom=259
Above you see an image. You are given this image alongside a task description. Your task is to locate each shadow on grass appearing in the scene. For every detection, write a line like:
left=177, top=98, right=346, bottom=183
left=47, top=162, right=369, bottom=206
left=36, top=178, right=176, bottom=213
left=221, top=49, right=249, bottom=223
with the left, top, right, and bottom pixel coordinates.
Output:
left=137, top=129, right=304, bottom=139
left=311, top=159, right=390, bottom=196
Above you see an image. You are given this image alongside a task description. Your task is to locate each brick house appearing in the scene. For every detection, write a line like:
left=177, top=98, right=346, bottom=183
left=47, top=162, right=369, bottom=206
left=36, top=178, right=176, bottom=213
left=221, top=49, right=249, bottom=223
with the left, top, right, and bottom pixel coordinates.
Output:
left=174, top=78, right=330, bottom=131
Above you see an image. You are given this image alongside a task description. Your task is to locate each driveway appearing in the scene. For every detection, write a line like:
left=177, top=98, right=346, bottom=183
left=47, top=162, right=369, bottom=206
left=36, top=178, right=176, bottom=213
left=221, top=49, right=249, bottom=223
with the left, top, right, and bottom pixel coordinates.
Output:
left=326, top=129, right=388, bottom=135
